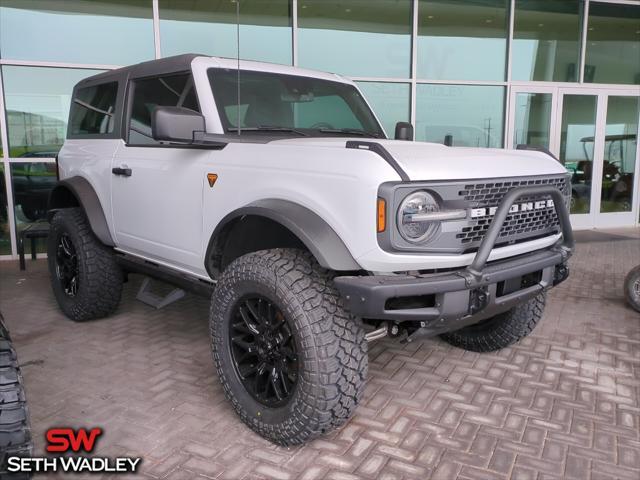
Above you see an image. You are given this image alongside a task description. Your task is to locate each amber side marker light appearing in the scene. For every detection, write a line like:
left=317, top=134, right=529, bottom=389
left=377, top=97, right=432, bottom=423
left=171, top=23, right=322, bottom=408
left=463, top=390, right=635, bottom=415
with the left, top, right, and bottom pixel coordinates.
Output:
left=377, top=198, right=386, bottom=233
left=207, top=173, right=218, bottom=187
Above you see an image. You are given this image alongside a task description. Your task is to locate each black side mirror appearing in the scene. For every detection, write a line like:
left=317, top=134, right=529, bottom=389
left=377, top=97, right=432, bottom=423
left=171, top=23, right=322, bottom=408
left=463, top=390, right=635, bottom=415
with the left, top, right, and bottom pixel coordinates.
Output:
left=394, top=121, right=414, bottom=141
left=151, top=106, right=205, bottom=142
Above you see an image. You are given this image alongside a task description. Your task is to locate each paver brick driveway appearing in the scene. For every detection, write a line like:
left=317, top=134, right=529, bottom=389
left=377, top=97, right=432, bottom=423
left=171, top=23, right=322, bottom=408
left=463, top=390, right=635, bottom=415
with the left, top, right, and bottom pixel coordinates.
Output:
left=1, top=229, right=639, bottom=479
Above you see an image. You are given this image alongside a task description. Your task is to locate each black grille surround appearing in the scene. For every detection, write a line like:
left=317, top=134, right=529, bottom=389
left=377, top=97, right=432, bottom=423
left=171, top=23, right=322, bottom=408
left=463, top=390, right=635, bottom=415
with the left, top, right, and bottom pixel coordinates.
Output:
left=456, top=176, right=568, bottom=248
left=377, top=174, right=572, bottom=254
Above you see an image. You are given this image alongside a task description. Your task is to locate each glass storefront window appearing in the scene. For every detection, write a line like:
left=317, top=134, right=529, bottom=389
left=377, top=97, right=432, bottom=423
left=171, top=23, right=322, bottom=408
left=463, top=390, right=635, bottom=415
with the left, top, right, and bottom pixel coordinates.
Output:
left=298, top=0, right=412, bottom=78
left=0, top=107, right=6, bottom=254
left=512, top=92, right=552, bottom=148
left=0, top=0, right=154, bottom=65
left=600, top=96, right=639, bottom=213
left=2, top=66, right=104, bottom=158
left=585, top=3, right=640, bottom=85
left=159, top=0, right=292, bottom=65
left=417, top=0, right=509, bottom=81
left=0, top=163, right=10, bottom=255
left=415, top=84, right=505, bottom=148
left=512, top=0, right=582, bottom=82
left=356, top=82, right=410, bottom=138
left=10, top=162, right=56, bottom=254
left=560, top=94, right=597, bottom=214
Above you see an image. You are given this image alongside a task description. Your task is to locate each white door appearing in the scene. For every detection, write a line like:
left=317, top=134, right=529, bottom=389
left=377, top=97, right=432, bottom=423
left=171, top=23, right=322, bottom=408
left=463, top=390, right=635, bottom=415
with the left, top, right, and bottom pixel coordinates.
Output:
left=110, top=70, right=213, bottom=272
left=110, top=143, right=211, bottom=272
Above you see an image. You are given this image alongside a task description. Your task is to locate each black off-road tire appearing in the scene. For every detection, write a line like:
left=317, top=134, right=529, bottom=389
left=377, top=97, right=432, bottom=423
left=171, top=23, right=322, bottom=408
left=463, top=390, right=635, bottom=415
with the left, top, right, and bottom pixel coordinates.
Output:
left=0, top=314, right=32, bottom=479
left=624, top=265, right=640, bottom=313
left=210, top=249, right=367, bottom=446
left=47, top=208, right=123, bottom=322
left=440, top=293, right=546, bottom=352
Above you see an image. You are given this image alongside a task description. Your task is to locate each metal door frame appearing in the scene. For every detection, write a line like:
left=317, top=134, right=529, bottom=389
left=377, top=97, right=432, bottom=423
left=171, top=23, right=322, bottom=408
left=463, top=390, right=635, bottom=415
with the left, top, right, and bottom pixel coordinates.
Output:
left=507, top=84, right=640, bottom=230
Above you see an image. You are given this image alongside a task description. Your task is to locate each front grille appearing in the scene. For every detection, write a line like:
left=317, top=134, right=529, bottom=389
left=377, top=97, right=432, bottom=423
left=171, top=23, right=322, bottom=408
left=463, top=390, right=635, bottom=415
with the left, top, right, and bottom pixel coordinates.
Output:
left=455, top=176, right=568, bottom=246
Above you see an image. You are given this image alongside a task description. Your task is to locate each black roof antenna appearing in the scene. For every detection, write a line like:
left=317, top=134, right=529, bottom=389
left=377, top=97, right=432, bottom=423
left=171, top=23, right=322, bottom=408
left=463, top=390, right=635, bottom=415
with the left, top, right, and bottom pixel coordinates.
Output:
left=236, top=0, right=241, bottom=136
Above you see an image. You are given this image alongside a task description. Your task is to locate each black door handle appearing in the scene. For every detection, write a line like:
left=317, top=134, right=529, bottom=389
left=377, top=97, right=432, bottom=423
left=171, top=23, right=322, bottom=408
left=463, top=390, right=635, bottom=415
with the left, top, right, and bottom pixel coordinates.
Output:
left=112, top=167, right=132, bottom=177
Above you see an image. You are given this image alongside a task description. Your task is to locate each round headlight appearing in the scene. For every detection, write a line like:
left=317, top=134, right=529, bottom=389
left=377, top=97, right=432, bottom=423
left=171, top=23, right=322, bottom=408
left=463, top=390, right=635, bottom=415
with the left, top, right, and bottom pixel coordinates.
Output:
left=397, top=191, right=440, bottom=243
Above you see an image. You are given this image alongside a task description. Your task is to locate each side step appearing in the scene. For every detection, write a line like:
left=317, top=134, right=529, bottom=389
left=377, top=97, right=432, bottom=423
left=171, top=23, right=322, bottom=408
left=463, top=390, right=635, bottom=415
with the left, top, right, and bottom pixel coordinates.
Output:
left=136, top=277, right=186, bottom=309
left=116, top=254, right=215, bottom=298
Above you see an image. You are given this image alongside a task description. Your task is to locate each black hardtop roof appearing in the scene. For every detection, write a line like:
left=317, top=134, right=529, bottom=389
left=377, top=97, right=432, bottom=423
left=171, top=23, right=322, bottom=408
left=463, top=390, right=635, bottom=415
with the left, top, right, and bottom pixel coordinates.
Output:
left=75, top=53, right=206, bottom=87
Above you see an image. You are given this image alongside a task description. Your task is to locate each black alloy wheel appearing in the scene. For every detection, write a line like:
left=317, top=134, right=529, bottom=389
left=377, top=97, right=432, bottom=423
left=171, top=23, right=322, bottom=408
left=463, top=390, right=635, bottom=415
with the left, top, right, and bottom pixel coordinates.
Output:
left=55, top=233, right=78, bottom=297
left=48, top=208, right=123, bottom=322
left=229, top=296, right=298, bottom=407
left=210, top=249, right=368, bottom=445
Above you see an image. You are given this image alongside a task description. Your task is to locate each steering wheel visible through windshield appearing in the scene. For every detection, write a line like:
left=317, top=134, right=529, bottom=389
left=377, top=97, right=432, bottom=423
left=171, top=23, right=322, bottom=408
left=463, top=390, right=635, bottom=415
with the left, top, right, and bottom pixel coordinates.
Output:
left=208, top=68, right=385, bottom=138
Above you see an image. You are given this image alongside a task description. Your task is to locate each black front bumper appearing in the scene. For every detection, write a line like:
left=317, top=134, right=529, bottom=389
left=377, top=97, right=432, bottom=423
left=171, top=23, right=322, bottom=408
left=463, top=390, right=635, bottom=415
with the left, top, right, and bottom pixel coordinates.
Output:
left=334, top=185, right=575, bottom=337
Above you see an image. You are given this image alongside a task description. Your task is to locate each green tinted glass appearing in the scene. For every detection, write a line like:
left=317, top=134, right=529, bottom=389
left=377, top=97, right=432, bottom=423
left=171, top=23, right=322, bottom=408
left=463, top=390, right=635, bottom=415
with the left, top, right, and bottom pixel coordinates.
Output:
left=512, top=0, right=582, bottom=82
left=600, top=96, right=639, bottom=213
left=0, top=0, right=154, bottom=65
left=298, top=0, right=412, bottom=77
left=418, top=0, right=509, bottom=81
left=159, top=0, right=292, bottom=65
left=512, top=92, right=553, bottom=148
left=559, top=94, right=597, bottom=214
left=356, top=82, right=410, bottom=138
left=2, top=66, right=104, bottom=157
left=416, top=84, right=505, bottom=148
left=0, top=163, right=9, bottom=255
left=585, top=3, right=640, bottom=85
left=11, top=162, right=57, bottom=254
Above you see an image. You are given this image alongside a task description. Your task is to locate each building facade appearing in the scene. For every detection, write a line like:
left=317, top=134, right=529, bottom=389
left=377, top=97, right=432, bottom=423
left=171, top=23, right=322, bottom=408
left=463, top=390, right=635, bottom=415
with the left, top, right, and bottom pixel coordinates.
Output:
left=0, top=0, right=638, bottom=258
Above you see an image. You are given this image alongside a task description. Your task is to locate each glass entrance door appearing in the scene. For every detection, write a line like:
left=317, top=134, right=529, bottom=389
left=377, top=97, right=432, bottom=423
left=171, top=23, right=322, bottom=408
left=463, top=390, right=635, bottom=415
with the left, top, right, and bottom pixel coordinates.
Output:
left=557, top=89, right=639, bottom=229
left=598, top=96, right=639, bottom=225
left=508, top=86, right=639, bottom=230
left=555, top=91, right=599, bottom=229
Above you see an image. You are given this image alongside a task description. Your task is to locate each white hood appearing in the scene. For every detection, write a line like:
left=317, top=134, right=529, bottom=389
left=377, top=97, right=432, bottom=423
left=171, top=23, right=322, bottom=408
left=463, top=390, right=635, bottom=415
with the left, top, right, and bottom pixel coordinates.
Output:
left=270, top=138, right=568, bottom=181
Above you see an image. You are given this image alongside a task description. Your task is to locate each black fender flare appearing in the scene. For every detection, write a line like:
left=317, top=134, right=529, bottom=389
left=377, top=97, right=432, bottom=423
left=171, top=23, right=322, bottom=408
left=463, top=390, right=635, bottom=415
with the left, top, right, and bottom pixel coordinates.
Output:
left=206, top=199, right=361, bottom=274
left=47, top=176, right=114, bottom=246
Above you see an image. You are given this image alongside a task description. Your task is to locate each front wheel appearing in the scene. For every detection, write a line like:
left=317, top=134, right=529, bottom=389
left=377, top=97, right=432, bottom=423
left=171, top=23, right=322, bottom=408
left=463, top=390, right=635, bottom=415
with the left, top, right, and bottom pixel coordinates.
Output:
left=47, top=208, right=123, bottom=322
left=440, top=293, right=546, bottom=352
left=210, top=249, right=367, bottom=446
left=624, top=266, right=640, bottom=313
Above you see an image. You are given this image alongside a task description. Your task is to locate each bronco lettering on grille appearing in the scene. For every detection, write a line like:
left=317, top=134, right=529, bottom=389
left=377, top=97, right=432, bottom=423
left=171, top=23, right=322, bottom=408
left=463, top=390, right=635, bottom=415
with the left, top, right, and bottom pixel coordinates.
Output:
left=470, top=199, right=554, bottom=219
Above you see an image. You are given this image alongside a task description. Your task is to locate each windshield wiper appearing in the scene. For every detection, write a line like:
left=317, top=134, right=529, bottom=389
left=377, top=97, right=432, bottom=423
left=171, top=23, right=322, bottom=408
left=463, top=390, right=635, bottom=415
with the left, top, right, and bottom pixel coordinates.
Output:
left=318, top=128, right=380, bottom=138
left=227, top=126, right=308, bottom=136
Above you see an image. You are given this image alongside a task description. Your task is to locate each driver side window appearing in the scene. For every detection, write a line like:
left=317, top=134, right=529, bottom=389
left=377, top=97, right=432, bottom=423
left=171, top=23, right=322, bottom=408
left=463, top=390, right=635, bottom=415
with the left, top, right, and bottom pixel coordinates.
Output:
left=128, top=72, right=200, bottom=145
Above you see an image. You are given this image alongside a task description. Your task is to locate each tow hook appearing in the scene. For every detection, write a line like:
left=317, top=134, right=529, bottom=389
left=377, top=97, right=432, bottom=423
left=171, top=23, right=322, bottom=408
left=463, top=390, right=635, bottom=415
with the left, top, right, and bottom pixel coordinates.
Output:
left=553, top=263, right=570, bottom=286
left=469, top=286, right=490, bottom=314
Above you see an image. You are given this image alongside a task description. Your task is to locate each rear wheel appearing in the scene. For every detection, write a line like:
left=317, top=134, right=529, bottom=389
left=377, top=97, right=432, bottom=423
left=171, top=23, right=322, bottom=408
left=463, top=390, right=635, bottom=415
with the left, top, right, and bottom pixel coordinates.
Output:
left=440, top=293, right=546, bottom=352
left=0, top=314, right=32, bottom=479
left=210, top=249, right=367, bottom=445
left=47, top=208, right=123, bottom=322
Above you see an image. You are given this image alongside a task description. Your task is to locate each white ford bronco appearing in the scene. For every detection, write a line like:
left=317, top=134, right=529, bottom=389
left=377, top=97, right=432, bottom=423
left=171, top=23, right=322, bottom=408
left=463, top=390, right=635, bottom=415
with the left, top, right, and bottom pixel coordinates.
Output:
left=47, top=54, right=574, bottom=445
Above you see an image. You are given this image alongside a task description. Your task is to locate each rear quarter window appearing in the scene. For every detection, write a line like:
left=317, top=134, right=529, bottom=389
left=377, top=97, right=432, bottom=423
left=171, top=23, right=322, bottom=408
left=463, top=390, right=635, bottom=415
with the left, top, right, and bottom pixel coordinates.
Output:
left=69, top=82, right=118, bottom=136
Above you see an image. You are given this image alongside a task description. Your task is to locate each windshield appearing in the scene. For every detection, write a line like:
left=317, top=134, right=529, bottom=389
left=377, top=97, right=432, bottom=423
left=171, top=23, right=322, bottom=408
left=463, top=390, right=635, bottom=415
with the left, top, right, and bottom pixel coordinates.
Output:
left=208, top=68, right=385, bottom=138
